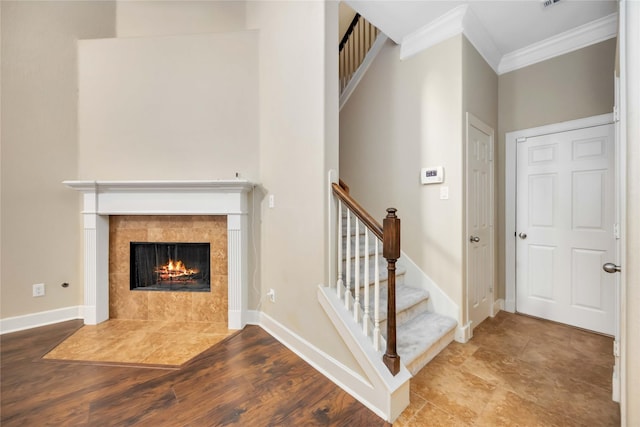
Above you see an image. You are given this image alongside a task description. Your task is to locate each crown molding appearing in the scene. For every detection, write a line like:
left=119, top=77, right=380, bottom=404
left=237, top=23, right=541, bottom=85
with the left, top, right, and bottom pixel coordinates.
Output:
left=399, top=7, right=617, bottom=75
left=462, top=6, right=501, bottom=73
left=400, top=5, right=467, bottom=61
left=498, top=12, right=618, bottom=74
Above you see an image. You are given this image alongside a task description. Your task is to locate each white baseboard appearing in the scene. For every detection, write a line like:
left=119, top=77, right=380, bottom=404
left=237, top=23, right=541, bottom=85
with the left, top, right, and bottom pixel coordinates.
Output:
left=455, top=322, right=472, bottom=343
left=0, top=306, right=83, bottom=335
left=258, top=310, right=397, bottom=422
left=492, top=298, right=505, bottom=316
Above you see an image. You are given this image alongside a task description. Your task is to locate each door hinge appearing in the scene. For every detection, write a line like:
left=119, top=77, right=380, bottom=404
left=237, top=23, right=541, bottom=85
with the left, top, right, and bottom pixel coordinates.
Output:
left=613, top=340, right=620, bottom=357
left=614, top=223, right=620, bottom=239
left=613, top=106, right=620, bottom=123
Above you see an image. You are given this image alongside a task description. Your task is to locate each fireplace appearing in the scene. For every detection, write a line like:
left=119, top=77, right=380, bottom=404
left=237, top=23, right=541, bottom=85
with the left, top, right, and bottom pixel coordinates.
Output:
left=63, top=180, right=253, bottom=329
left=130, top=242, right=211, bottom=292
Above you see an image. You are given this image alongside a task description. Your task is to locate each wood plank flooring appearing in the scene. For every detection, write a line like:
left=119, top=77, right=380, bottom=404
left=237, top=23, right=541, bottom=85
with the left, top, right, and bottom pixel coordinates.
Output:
left=1, top=321, right=389, bottom=426
left=1, top=312, right=621, bottom=426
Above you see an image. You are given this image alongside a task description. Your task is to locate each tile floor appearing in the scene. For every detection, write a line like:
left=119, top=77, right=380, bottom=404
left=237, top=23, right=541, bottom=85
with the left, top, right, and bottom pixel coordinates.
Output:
left=43, top=319, right=233, bottom=366
left=395, top=311, right=620, bottom=426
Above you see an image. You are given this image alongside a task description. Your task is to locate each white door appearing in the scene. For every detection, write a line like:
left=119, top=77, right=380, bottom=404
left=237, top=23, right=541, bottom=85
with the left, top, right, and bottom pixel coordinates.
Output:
left=467, top=114, right=494, bottom=330
left=516, top=124, right=616, bottom=335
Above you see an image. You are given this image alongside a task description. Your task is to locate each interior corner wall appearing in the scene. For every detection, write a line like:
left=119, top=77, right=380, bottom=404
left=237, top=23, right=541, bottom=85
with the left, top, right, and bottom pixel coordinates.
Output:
left=1, top=1, right=116, bottom=319
left=461, top=35, right=499, bottom=315
left=497, top=39, right=616, bottom=300
left=116, top=0, right=246, bottom=37
left=340, top=35, right=464, bottom=311
left=246, top=1, right=363, bottom=376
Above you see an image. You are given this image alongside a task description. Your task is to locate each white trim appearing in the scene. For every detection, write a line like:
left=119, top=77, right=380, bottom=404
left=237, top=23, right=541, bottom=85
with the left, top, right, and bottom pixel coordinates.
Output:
left=340, top=34, right=388, bottom=110
left=400, top=5, right=467, bottom=61
left=498, top=12, right=618, bottom=75
left=460, top=6, right=501, bottom=73
left=455, top=321, right=472, bottom=343
left=0, top=306, right=83, bottom=335
left=64, top=180, right=253, bottom=329
left=397, top=250, right=459, bottom=327
left=492, top=298, right=505, bottom=317
left=504, top=113, right=614, bottom=317
left=399, top=7, right=617, bottom=75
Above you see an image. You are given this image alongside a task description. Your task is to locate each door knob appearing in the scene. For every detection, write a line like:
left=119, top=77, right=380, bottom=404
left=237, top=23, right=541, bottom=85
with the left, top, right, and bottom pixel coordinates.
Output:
left=470, top=236, right=480, bottom=243
left=518, top=232, right=527, bottom=239
left=603, top=263, right=621, bottom=273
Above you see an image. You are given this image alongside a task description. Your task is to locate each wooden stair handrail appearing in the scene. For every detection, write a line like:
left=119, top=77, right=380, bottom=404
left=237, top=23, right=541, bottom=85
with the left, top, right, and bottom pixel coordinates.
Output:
left=332, top=182, right=382, bottom=240
left=332, top=181, right=400, bottom=376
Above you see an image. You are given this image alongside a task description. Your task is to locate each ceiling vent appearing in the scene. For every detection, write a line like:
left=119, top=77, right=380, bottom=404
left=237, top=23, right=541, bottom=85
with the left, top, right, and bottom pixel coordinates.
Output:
left=541, top=0, right=561, bottom=8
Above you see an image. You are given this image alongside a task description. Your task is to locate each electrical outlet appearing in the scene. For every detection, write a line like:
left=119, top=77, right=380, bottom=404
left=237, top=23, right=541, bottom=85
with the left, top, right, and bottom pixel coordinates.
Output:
left=33, top=283, right=45, bottom=297
left=267, top=288, right=276, bottom=303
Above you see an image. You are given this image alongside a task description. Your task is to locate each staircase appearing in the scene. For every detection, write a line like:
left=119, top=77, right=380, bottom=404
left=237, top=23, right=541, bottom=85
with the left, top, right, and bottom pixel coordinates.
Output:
left=342, top=208, right=457, bottom=375
left=318, top=181, right=458, bottom=421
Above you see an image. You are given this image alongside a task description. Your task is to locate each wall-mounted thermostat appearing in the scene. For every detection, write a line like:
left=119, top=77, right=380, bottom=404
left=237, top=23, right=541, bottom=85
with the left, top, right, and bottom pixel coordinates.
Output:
left=421, top=166, right=444, bottom=184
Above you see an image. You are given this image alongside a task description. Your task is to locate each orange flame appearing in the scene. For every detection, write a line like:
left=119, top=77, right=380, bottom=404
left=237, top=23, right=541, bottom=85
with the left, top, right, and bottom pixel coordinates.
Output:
left=155, top=259, right=199, bottom=280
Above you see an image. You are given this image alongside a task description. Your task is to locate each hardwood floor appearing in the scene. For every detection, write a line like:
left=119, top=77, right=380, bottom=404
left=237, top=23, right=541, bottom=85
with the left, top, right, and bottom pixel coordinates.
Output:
left=1, top=321, right=389, bottom=426
left=1, top=312, right=620, bottom=426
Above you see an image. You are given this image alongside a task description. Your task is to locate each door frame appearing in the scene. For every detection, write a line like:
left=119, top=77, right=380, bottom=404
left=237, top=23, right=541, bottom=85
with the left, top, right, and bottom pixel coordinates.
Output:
left=465, top=113, right=496, bottom=332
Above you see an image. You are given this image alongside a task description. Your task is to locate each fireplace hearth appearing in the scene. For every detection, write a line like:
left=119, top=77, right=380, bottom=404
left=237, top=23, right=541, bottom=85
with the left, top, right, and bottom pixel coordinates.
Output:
left=130, top=242, right=210, bottom=292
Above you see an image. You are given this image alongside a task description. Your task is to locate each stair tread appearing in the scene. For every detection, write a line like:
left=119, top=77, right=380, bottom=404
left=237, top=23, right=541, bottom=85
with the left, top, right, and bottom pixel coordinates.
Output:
left=356, top=284, right=427, bottom=323
left=396, top=312, right=457, bottom=364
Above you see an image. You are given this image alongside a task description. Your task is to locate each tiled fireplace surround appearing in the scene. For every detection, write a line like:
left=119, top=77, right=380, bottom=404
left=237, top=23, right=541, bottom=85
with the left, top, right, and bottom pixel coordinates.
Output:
left=64, top=180, right=253, bottom=329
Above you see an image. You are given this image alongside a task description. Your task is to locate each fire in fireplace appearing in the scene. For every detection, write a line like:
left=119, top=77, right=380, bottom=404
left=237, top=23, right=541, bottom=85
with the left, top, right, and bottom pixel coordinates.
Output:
left=130, top=242, right=210, bottom=292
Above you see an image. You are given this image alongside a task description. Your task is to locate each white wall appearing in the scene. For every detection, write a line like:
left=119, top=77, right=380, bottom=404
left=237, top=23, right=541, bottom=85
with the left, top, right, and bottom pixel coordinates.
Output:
left=78, top=32, right=259, bottom=181
left=116, top=0, right=246, bottom=37
left=340, top=36, right=464, bottom=315
left=1, top=1, right=116, bottom=319
left=622, top=1, right=640, bottom=423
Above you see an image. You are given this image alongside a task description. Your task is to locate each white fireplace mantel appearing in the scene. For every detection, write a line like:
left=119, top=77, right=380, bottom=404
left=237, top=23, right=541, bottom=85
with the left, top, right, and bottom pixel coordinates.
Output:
left=64, top=180, right=254, bottom=329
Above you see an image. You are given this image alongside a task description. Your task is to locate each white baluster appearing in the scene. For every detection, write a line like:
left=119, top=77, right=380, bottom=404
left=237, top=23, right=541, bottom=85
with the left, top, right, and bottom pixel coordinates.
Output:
left=373, top=238, right=381, bottom=352
left=336, top=200, right=343, bottom=299
left=353, top=219, right=360, bottom=322
left=363, top=229, right=370, bottom=336
left=345, top=210, right=351, bottom=310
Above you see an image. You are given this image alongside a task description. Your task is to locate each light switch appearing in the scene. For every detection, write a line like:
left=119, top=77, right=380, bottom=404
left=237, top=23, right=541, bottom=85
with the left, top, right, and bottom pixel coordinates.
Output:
left=440, top=186, right=449, bottom=200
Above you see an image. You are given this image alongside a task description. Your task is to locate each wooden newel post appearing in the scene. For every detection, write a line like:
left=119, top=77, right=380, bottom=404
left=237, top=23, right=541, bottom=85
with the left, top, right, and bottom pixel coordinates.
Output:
left=382, top=208, right=400, bottom=376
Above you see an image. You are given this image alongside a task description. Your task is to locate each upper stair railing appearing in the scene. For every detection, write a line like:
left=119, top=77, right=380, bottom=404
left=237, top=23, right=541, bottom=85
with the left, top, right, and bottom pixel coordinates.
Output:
left=339, top=14, right=380, bottom=95
left=332, top=180, right=400, bottom=375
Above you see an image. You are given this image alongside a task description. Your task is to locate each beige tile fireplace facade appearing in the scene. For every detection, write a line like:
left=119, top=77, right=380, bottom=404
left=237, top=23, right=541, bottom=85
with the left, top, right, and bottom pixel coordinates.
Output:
left=109, top=215, right=228, bottom=323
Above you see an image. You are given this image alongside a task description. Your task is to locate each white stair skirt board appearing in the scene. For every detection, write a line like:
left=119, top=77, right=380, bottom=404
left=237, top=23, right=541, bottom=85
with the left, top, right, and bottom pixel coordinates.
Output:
left=260, top=307, right=410, bottom=423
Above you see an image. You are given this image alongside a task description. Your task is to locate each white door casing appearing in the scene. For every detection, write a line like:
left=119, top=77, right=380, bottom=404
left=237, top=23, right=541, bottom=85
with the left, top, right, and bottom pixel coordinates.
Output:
left=515, top=124, right=616, bottom=335
left=466, top=113, right=495, bottom=331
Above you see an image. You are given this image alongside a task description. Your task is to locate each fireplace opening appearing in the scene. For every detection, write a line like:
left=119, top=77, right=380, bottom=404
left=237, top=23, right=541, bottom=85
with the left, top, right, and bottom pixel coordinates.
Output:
left=130, top=242, right=210, bottom=292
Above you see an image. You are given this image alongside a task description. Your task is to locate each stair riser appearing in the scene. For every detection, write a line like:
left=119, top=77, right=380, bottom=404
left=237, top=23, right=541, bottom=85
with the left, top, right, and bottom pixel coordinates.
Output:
left=405, top=328, right=455, bottom=376
left=342, top=270, right=405, bottom=289
left=380, top=299, right=430, bottom=339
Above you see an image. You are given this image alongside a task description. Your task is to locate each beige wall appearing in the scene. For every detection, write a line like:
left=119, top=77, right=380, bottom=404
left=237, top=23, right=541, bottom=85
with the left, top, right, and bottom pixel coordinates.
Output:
left=245, top=0, right=363, bottom=374
left=116, top=0, right=245, bottom=37
left=462, top=36, right=499, bottom=321
left=496, top=39, right=616, bottom=299
left=1, top=1, right=116, bottom=319
left=78, top=31, right=259, bottom=181
left=340, top=36, right=465, bottom=315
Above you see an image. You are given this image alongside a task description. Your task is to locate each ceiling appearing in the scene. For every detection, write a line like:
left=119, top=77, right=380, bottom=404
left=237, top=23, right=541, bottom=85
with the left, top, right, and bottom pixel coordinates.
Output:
left=345, top=0, right=618, bottom=72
